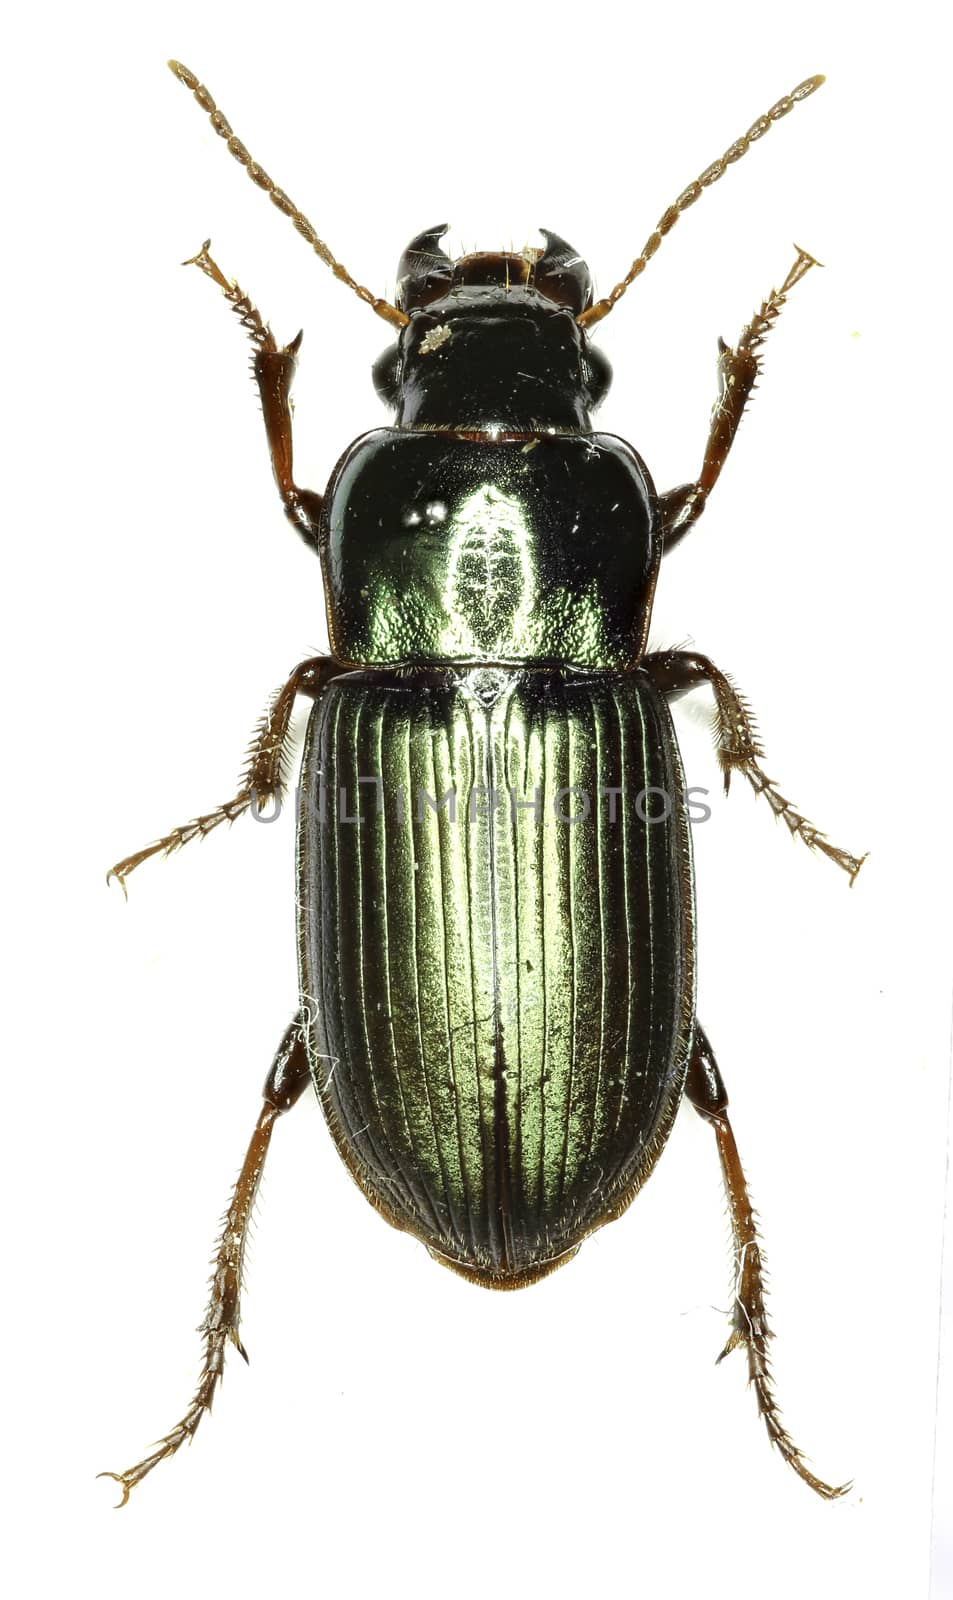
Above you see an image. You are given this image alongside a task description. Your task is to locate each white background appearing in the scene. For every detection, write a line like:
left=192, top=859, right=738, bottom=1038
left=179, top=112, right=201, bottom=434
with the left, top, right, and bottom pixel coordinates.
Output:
left=3, top=3, right=951, bottom=1596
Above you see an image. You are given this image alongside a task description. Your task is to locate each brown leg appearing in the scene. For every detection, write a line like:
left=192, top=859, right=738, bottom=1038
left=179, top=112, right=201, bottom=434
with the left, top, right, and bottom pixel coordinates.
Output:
left=107, top=654, right=333, bottom=894
left=659, top=247, right=820, bottom=551
left=685, top=1024, right=850, bottom=1500
left=644, top=647, right=866, bottom=883
left=184, top=241, right=324, bottom=550
left=99, top=1015, right=313, bottom=1506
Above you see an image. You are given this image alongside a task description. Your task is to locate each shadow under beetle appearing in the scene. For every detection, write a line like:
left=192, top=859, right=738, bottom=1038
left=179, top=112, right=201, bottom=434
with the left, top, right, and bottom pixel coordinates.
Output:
left=102, top=61, right=867, bottom=1505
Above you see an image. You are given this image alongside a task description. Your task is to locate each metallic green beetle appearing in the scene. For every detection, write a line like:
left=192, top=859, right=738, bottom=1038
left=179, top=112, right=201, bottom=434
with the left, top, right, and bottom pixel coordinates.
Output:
left=102, top=64, right=864, bottom=1506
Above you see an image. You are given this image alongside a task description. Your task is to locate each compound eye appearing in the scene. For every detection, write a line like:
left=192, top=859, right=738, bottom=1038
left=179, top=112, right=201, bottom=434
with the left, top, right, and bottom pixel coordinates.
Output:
left=372, top=343, right=401, bottom=408
left=583, top=343, right=612, bottom=409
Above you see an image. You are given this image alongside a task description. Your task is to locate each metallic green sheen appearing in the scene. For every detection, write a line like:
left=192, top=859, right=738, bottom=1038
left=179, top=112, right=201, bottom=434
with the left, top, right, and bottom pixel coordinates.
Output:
left=296, top=668, right=695, bottom=1287
left=319, top=430, right=658, bottom=671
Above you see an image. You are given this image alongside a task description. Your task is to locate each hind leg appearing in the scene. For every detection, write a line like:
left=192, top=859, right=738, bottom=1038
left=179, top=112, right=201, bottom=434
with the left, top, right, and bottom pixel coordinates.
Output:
left=685, top=1022, right=850, bottom=1500
left=99, top=1014, right=312, bottom=1505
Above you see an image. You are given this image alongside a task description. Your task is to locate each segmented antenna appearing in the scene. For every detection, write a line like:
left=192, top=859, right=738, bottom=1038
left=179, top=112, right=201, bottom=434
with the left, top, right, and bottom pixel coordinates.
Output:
left=578, top=75, right=826, bottom=329
left=167, top=61, right=408, bottom=329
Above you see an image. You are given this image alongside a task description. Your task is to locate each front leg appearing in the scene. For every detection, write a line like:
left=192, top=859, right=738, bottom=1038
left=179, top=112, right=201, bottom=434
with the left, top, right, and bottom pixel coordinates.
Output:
left=107, top=655, right=334, bottom=894
left=185, top=242, right=324, bottom=551
left=645, top=648, right=866, bottom=883
left=660, top=246, right=820, bottom=551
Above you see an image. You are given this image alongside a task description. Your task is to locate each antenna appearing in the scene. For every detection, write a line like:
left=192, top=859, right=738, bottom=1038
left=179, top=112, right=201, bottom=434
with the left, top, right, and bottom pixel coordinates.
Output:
left=167, top=61, right=408, bottom=329
left=578, top=75, right=825, bottom=329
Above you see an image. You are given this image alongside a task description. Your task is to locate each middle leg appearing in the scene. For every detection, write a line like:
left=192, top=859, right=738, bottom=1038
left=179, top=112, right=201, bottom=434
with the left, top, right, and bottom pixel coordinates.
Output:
left=108, top=654, right=335, bottom=892
left=644, top=647, right=866, bottom=883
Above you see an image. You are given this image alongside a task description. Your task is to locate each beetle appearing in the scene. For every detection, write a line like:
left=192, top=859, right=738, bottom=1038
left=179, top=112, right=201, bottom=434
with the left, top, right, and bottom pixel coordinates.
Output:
left=101, top=61, right=866, bottom=1506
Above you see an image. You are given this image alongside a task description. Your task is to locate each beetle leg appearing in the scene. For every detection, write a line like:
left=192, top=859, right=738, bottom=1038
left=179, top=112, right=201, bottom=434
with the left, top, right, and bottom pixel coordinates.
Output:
left=659, top=247, right=820, bottom=552
left=184, top=241, right=324, bottom=552
left=684, top=1023, right=850, bottom=1500
left=645, top=648, right=866, bottom=883
left=107, top=654, right=334, bottom=894
left=98, top=1014, right=313, bottom=1505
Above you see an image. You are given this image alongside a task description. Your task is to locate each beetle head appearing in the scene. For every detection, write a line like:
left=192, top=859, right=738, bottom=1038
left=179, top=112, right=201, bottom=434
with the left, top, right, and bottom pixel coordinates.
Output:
left=373, top=226, right=612, bottom=429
